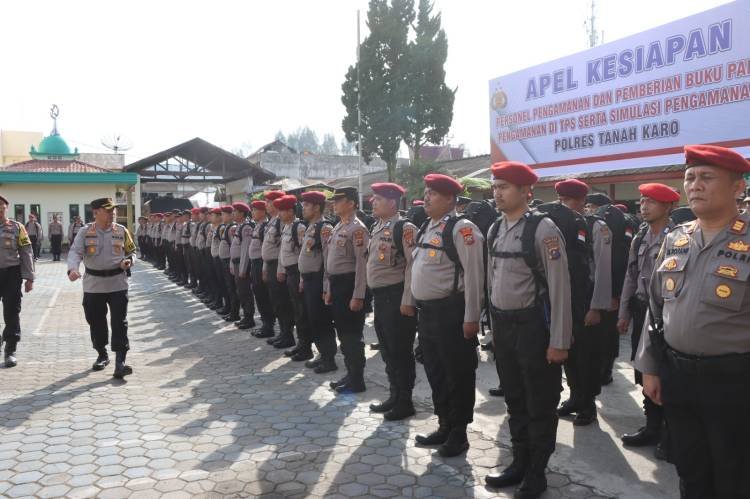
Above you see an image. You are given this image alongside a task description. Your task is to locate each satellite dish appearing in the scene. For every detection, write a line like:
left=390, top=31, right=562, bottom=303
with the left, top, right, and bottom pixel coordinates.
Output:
left=101, top=134, right=133, bottom=154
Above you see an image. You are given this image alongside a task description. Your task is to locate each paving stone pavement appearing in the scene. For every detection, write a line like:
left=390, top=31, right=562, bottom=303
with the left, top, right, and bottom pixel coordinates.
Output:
left=0, top=258, right=677, bottom=498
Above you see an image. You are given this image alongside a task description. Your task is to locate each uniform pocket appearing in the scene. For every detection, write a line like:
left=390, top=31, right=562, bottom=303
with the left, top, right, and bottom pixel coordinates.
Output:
left=2, top=233, right=16, bottom=250
left=700, top=266, right=750, bottom=312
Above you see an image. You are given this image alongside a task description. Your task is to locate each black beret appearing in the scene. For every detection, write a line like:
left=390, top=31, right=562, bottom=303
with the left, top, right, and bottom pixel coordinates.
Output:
left=585, top=193, right=612, bottom=206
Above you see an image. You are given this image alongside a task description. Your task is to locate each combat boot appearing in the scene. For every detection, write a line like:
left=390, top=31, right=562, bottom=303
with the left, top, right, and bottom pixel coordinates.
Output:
left=384, top=390, right=415, bottom=421
left=92, top=349, right=110, bottom=371
left=486, top=452, right=528, bottom=488
left=370, top=386, right=397, bottom=413
left=415, top=418, right=450, bottom=446
left=438, top=425, right=469, bottom=457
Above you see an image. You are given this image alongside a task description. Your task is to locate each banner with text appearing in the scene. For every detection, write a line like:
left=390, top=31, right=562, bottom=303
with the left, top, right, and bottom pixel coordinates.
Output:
left=489, top=1, right=750, bottom=177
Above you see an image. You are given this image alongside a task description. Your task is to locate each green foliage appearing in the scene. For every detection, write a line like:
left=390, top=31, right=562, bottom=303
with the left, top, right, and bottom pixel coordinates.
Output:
left=395, top=159, right=438, bottom=200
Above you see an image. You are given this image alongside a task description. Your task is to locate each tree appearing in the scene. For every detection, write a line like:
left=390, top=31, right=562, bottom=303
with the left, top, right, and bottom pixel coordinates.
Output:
left=403, top=0, right=455, bottom=161
left=274, top=130, right=286, bottom=143
left=320, top=133, right=340, bottom=155
left=340, top=138, right=356, bottom=155
left=342, top=0, right=415, bottom=182
left=286, top=126, right=320, bottom=154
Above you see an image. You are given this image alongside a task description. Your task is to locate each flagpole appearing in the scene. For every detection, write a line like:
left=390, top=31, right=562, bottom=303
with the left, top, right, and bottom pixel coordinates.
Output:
left=356, top=9, right=364, bottom=208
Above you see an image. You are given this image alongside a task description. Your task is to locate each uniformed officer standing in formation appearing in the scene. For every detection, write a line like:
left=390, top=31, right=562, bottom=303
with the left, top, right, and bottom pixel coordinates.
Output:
left=249, top=200, right=277, bottom=338
left=219, top=205, right=240, bottom=322
left=48, top=215, right=64, bottom=261
left=555, top=179, right=612, bottom=426
left=297, top=191, right=337, bottom=373
left=135, top=216, right=148, bottom=259
left=366, top=182, right=418, bottom=421
left=637, top=145, right=750, bottom=498
left=324, top=187, right=370, bottom=394
left=153, top=213, right=166, bottom=270
left=186, top=208, right=200, bottom=289
left=231, top=202, right=256, bottom=330
left=618, top=183, right=679, bottom=456
left=25, top=214, right=42, bottom=261
left=67, top=197, right=136, bottom=379
left=69, top=215, right=85, bottom=247
left=177, top=209, right=193, bottom=287
left=0, top=194, right=34, bottom=368
left=485, top=162, right=571, bottom=498
left=192, top=207, right=210, bottom=298
left=209, top=207, right=226, bottom=312
left=276, top=194, right=314, bottom=360
left=411, top=174, right=484, bottom=458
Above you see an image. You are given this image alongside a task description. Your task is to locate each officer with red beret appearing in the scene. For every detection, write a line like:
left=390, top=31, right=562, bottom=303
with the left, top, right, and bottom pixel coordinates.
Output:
left=617, top=183, right=680, bottom=457
left=411, top=174, right=485, bottom=457
left=263, top=192, right=296, bottom=349
left=231, top=202, right=256, bottom=329
left=208, top=207, right=227, bottom=312
left=485, top=162, right=571, bottom=497
left=217, top=206, right=239, bottom=321
left=248, top=200, right=277, bottom=338
left=637, top=144, right=750, bottom=498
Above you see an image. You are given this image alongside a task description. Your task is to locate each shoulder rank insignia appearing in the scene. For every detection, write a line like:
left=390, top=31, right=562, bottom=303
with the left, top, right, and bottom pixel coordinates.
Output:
left=730, top=218, right=747, bottom=235
left=673, top=236, right=689, bottom=248
left=727, top=240, right=750, bottom=253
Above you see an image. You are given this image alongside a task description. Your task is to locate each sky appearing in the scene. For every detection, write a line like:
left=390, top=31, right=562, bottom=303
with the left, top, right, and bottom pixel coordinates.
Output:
left=0, top=0, right=733, bottom=163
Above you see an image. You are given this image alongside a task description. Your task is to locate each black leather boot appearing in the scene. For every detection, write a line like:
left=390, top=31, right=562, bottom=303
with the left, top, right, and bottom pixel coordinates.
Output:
left=486, top=449, right=528, bottom=488
left=92, top=348, right=110, bottom=371
left=438, top=425, right=469, bottom=457
left=370, top=386, right=397, bottom=413
left=415, top=419, right=450, bottom=446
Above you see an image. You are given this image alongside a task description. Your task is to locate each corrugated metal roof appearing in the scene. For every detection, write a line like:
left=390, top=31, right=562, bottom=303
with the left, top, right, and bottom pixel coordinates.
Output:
left=0, top=159, right=113, bottom=173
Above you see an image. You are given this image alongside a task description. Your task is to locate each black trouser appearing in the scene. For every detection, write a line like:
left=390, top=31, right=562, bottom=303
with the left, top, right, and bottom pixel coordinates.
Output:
left=493, top=305, right=562, bottom=467
left=285, top=265, right=312, bottom=352
left=0, top=265, right=22, bottom=350
left=302, top=270, right=336, bottom=361
left=221, top=258, right=239, bottom=316
left=203, top=249, right=218, bottom=301
left=50, top=234, right=63, bottom=260
left=417, top=293, right=477, bottom=427
left=82, top=290, right=129, bottom=353
left=660, top=347, right=750, bottom=498
left=157, top=242, right=165, bottom=268
left=235, top=262, right=255, bottom=323
left=265, top=259, right=294, bottom=338
left=630, top=299, right=664, bottom=429
left=373, top=282, right=417, bottom=396
left=251, top=258, right=275, bottom=332
left=181, top=244, right=191, bottom=283
left=601, top=309, right=619, bottom=379
left=212, top=257, right=226, bottom=307
left=189, top=247, right=199, bottom=286
left=563, top=320, right=602, bottom=411
left=329, top=273, right=366, bottom=378
left=29, top=235, right=40, bottom=259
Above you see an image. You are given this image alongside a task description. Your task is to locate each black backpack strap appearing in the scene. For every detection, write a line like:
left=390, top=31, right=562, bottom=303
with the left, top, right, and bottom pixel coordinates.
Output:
left=259, top=221, right=267, bottom=242
left=393, top=219, right=406, bottom=257
left=291, top=220, right=308, bottom=249
left=312, top=221, right=325, bottom=250
left=630, top=224, right=648, bottom=271
left=415, top=215, right=462, bottom=294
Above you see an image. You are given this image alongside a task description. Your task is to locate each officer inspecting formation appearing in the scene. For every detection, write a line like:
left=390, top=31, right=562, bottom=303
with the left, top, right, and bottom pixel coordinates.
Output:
left=2, top=143, right=748, bottom=499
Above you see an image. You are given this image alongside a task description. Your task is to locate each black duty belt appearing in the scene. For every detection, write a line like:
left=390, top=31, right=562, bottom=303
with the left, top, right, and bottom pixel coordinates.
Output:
left=284, top=264, right=299, bottom=275
left=85, top=267, right=123, bottom=277
left=416, top=293, right=464, bottom=310
left=231, top=258, right=240, bottom=264
left=490, top=304, right=539, bottom=323
left=665, top=345, right=750, bottom=375
left=371, top=282, right=404, bottom=296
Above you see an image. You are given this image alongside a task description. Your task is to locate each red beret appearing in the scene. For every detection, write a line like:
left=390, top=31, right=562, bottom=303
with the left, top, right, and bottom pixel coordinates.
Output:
left=232, top=202, right=250, bottom=213
left=491, top=161, right=539, bottom=186
left=685, top=144, right=750, bottom=173
left=154, top=213, right=164, bottom=218
left=220, top=205, right=234, bottom=214
left=639, top=183, right=680, bottom=203
left=424, top=174, right=463, bottom=196
left=555, top=179, right=589, bottom=199
left=251, top=200, right=267, bottom=211
left=273, top=194, right=297, bottom=211
left=371, top=182, right=406, bottom=199
left=190, top=208, right=200, bottom=215
left=301, top=191, right=327, bottom=205
left=614, top=204, right=629, bottom=213
left=210, top=207, right=222, bottom=215
left=412, top=199, right=424, bottom=206
left=199, top=207, right=210, bottom=214
left=264, top=190, right=286, bottom=201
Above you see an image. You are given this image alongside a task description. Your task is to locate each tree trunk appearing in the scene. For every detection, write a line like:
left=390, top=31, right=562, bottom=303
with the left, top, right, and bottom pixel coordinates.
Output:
left=387, top=158, right=397, bottom=182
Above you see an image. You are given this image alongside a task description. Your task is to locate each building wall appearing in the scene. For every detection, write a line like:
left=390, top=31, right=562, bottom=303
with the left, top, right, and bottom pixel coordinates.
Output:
left=1, top=183, right=117, bottom=249
left=0, top=130, right=42, bottom=166
left=79, top=153, right=125, bottom=170
left=260, top=152, right=408, bottom=181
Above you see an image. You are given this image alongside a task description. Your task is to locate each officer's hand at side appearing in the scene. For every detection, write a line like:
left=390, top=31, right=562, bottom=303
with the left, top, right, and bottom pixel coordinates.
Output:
left=617, top=318, right=630, bottom=335
left=584, top=309, right=601, bottom=326
left=463, top=322, right=479, bottom=339
left=298, top=281, right=304, bottom=293
left=68, top=270, right=81, bottom=282
left=262, top=271, right=268, bottom=283
left=277, top=273, right=286, bottom=283
left=643, top=374, right=662, bottom=405
left=119, top=259, right=132, bottom=270
left=24, top=280, right=33, bottom=293
left=400, top=305, right=416, bottom=317
left=546, top=347, right=568, bottom=364
left=323, top=292, right=332, bottom=305
left=349, top=298, right=363, bottom=312
left=230, top=267, right=235, bottom=276
left=239, top=272, right=247, bottom=279
left=610, top=297, right=620, bottom=311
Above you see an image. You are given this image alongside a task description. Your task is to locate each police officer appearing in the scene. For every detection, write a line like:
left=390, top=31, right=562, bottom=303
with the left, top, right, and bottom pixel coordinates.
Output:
left=617, top=183, right=679, bottom=455
left=206, top=208, right=224, bottom=310
left=135, top=216, right=148, bottom=260
left=193, top=207, right=209, bottom=298
left=367, top=182, right=418, bottom=421
left=67, top=197, right=136, bottom=379
left=249, top=200, right=276, bottom=338
left=163, top=211, right=176, bottom=278
left=324, top=187, right=370, bottom=394
left=297, top=191, right=337, bottom=373
left=411, top=174, right=484, bottom=458
left=218, top=205, right=240, bottom=322
left=637, top=145, right=750, bottom=498
left=48, top=215, right=64, bottom=261
left=186, top=208, right=200, bottom=289
left=26, top=214, right=42, bottom=261
left=227, top=202, right=253, bottom=329
left=485, top=162, right=571, bottom=498
left=0, top=194, right=35, bottom=368
left=154, top=213, right=166, bottom=270
left=555, top=179, right=612, bottom=426
left=178, top=210, right=193, bottom=287
left=262, top=191, right=295, bottom=348
left=276, top=194, right=313, bottom=360
left=69, top=215, right=84, bottom=248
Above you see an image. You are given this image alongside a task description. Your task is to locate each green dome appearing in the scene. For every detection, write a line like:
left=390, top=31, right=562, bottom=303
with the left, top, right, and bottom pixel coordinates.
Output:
left=37, top=134, right=72, bottom=155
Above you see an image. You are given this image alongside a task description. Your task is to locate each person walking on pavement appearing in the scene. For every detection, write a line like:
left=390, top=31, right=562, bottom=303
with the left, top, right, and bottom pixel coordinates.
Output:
left=484, top=162, right=572, bottom=498
left=0, top=194, right=35, bottom=368
left=411, top=174, right=484, bottom=458
left=25, top=214, right=42, bottom=261
left=324, top=187, right=370, bottom=394
left=637, top=145, right=750, bottom=498
left=67, top=197, right=136, bottom=379
left=366, top=182, right=419, bottom=421
left=48, top=215, right=64, bottom=261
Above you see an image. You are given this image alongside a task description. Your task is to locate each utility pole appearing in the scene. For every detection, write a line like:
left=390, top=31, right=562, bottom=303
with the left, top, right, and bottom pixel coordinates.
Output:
left=584, top=0, right=603, bottom=48
left=356, top=9, right=364, bottom=207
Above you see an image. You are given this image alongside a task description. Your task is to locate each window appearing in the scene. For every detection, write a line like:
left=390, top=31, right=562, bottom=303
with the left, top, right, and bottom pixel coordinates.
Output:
left=69, top=204, right=80, bottom=222
left=84, top=204, right=93, bottom=223
left=14, top=204, right=25, bottom=223
left=30, top=204, right=41, bottom=221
